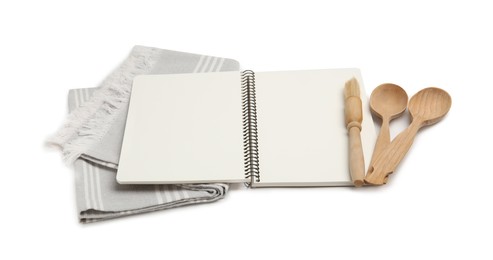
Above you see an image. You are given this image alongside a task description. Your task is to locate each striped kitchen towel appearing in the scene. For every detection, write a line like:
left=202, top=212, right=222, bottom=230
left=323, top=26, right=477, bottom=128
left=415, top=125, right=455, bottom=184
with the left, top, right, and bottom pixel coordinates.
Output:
left=49, top=46, right=239, bottom=222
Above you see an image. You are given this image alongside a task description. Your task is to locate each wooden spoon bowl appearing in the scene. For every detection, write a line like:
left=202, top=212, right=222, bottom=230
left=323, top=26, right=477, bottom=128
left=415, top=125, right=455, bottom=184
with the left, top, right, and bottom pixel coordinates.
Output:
left=370, top=83, right=408, bottom=121
left=408, top=87, right=452, bottom=126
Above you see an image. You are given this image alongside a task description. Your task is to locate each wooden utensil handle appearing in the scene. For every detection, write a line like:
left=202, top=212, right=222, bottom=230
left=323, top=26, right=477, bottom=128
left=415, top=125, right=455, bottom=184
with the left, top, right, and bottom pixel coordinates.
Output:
left=368, top=118, right=391, bottom=174
left=349, top=126, right=365, bottom=187
left=365, top=120, right=421, bottom=185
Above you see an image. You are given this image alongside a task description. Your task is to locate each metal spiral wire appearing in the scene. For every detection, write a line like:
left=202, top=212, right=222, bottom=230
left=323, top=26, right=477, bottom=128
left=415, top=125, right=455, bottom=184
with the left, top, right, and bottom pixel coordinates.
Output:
left=241, top=70, right=260, bottom=184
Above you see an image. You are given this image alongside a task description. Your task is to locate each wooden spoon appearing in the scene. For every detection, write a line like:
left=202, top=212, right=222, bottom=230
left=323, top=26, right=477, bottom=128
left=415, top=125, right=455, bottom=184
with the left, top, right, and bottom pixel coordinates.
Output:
left=365, top=87, right=452, bottom=185
left=367, top=83, right=408, bottom=176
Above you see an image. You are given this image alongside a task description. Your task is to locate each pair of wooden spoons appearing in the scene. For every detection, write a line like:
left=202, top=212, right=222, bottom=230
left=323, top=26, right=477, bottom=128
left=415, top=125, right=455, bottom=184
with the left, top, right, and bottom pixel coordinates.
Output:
left=365, top=84, right=452, bottom=185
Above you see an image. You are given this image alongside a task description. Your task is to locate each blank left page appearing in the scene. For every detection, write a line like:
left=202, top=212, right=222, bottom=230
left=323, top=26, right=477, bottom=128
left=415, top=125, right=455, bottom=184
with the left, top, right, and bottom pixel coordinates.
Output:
left=117, top=72, right=246, bottom=184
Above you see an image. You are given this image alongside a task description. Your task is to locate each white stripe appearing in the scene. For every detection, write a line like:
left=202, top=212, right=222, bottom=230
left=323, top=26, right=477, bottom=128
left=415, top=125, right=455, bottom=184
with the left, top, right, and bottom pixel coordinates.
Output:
left=199, top=56, right=213, bottom=73
left=207, top=57, right=218, bottom=72
left=80, top=88, right=86, bottom=103
left=173, top=186, right=184, bottom=201
left=179, top=187, right=190, bottom=199
left=82, top=162, right=91, bottom=209
left=74, top=89, right=80, bottom=108
left=94, top=166, right=104, bottom=210
left=87, top=163, right=98, bottom=209
left=154, top=185, right=164, bottom=204
left=83, top=88, right=90, bottom=103
left=169, top=185, right=177, bottom=201
left=163, top=186, right=173, bottom=202
left=192, top=55, right=206, bottom=73
left=77, top=89, right=85, bottom=107
left=176, top=187, right=185, bottom=200
left=214, top=58, right=225, bottom=72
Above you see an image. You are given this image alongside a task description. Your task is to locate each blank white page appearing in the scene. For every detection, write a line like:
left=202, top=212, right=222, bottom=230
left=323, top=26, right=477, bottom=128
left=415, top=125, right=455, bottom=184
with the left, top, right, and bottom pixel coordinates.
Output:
left=117, top=72, right=245, bottom=184
left=253, top=69, right=376, bottom=187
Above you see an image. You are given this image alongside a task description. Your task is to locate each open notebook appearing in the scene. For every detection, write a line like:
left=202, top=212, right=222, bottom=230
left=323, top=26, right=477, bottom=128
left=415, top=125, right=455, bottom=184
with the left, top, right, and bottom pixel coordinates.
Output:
left=117, top=69, right=376, bottom=187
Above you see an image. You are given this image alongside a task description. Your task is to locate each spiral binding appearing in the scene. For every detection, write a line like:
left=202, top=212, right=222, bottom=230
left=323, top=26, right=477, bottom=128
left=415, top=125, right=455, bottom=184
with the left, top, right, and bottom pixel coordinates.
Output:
left=241, top=70, right=260, bottom=184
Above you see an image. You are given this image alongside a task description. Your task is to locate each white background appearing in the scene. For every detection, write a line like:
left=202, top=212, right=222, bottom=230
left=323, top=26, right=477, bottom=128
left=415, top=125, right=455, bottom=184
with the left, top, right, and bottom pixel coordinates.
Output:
left=1, top=0, right=492, bottom=259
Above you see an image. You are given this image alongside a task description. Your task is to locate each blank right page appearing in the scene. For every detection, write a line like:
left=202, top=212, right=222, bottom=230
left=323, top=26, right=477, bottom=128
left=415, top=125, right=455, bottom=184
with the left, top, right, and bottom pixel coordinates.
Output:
left=253, top=69, right=376, bottom=187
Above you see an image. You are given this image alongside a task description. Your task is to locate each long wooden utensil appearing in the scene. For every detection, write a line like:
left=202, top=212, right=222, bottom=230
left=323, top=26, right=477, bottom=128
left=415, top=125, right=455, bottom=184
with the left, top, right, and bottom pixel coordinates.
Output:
left=344, top=78, right=365, bottom=187
left=367, top=83, right=408, bottom=177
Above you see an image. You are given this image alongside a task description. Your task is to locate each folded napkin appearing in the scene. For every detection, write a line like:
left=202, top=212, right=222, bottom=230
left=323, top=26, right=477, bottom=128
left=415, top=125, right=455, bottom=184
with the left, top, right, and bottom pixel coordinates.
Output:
left=50, top=46, right=239, bottom=222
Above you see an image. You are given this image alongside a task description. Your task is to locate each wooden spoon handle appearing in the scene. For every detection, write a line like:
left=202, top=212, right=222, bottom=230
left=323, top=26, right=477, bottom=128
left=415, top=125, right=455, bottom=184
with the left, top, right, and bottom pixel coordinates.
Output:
left=368, top=118, right=391, bottom=175
left=365, top=120, right=422, bottom=185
